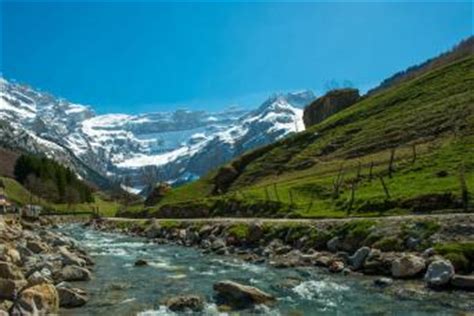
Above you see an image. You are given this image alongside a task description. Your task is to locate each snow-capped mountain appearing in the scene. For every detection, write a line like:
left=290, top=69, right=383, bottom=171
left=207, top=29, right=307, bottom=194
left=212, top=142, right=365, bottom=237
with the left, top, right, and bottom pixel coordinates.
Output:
left=0, top=77, right=315, bottom=192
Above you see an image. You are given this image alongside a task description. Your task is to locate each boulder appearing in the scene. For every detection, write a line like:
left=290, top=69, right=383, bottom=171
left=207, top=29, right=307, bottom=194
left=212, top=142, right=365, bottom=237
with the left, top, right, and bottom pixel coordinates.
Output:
left=56, top=284, right=88, bottom=308
left=134, top=259, right=148, bottom=267
left=145, top=220, right=162, bottom=239
left=57, top=265, right=91, bottom=282
left=211, top=239, right=226, bottom=252
left=164, top=295, right=204, bottom=312
left=247, top=223, right=263, bottom=243
left=391, top=254, right=425, bottom=278
left=0, top=261, right=26, bottom=299
left=198, top=225, right=213, bottom=238
left=405, top=237, right=420, bottom=250
left=0, top=246, right=22, bottom=266
left=144, top=183, right=171, bottom=206
left=26, top=240, right=49, bottom=254
left=27, top=270, right=53, bottom=286
left=59, top=247, right=86, bottom=267
left=373, top=277, right=393, bottom=288
left=213, top=280, right=275, bottom=309
left=327, top=237, right=340, bottom=253
left=314, top=255, right=332, bottom=267
left=11, top=283, right=59, bottom=315
left=213, top=165, right=239, bottom=194
left=303, top=88, right=360, bottom=128
left=349, top=247, right=370, bottom=270
left=0, top=278, right=27, bottom=300
left=424, top=260, right=455, bottom=287
left=328, top=260, right=345, bottom=273
left=0, top=300, right=13, bottom=314
left=0, top=261, right=25, bottom=280
left=450, top=275, right=474, bottom=290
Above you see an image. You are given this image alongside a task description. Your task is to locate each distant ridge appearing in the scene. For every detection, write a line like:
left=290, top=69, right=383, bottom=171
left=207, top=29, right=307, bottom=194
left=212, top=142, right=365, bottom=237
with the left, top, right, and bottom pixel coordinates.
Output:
left=368, top=36, right=473, bottom=95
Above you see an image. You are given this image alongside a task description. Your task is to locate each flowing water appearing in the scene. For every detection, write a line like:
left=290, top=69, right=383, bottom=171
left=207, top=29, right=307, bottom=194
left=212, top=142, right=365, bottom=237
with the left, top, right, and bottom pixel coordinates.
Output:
left=58, top=224, right=473, bottom=315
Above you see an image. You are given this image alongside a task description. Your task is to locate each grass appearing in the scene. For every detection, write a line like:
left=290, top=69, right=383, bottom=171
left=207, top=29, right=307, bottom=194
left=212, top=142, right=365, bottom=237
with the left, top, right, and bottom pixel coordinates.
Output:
left=126, top=55, right=474, bottom=219
left=228, top=223, right=250, bottom=239
left=1, top=176, right=122, bottom=217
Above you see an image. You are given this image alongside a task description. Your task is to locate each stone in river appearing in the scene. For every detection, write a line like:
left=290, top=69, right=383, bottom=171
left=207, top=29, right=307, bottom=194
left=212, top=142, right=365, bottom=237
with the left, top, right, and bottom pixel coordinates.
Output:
left=213, top=280, right=275, bottom=309
left=164, top=295, right=204, bottom=312
left=134, top=259, right=148, bottom=266
left=57, top=265, right=91, bottom=282
left=56, top=283, right=89, bottom=308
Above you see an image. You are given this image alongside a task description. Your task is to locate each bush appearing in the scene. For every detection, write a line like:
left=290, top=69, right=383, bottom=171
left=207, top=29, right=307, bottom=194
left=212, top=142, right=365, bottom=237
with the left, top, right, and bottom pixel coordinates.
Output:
left=444, top=253, right=469, bottom=273
left=373, top=237, right=404, bottom=251
left=435, top=242, right=474, bottom=272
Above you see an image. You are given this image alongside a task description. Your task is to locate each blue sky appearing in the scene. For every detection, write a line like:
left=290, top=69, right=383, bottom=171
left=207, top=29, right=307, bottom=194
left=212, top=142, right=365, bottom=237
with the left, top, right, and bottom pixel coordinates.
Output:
left=1, top=1, right=472, bottom=114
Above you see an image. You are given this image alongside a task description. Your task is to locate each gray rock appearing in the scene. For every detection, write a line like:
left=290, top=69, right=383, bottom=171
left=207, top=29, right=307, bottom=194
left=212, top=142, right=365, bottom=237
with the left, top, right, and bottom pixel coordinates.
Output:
left=213, top=280, right=275, bottom=309
left=424, top=260, right=454, bottom=287
left=164, top=295, right=204, bottom=312
left=405, top=237, right=420, bottom=250
left=134, top=259, right=148, bottom=266
left=26, top=240, right=49, bottom=254
left=57, top=265, right=91, bottom=282
left=198, top=225, right=213, bottom=238
left=59, top=247, right=86, bottom=267
left=27, top=270, right=53, bottom=286
left=56, top=284, right=88, bottom=308
left=247, top=223, right=263, bottom=243
left=0, top=278, right=27, bottom=300
left=211, top=239, right=226, bottom=251
left=349, top=247, right=371, bottom=270
left=327, top=237, right=340, bottom=253
left=145, top=220, right=161, bottom=239
left=328, top=260, right=345, bottom=273
left=374, top=277, right=393, bottom=287
left=422, top=247, right=436, bottom=258
left=0, top=261, right=25, bottom=280
left=450, top=274, right=474, bottom=290
left=391, top=254, right=425, bottom=278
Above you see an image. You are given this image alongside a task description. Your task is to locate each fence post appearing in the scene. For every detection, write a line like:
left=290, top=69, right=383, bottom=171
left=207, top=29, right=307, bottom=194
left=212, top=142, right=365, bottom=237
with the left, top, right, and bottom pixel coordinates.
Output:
left=369, top=161, right=374, bottom=181
left=388, top=148, right=396, bottom=178
left=273, top=183, right=280, bottom=202
left=379, top=175, right=391, bottom=200
left=460, top=162, right=469, bottom=212
left=412, top=144, right=417, bottom=164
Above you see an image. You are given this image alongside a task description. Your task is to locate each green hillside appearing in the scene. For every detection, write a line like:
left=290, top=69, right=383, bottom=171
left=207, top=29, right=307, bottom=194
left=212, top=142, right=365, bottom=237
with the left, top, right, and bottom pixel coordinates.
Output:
left=1, top=176, right=121, bottom=217
left=128, top=55, right=473, bottom=218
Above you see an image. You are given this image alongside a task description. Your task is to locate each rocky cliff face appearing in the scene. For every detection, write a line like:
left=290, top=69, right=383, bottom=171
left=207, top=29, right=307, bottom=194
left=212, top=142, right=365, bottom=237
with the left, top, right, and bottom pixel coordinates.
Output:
left=303, top=88, right=360, bottom=128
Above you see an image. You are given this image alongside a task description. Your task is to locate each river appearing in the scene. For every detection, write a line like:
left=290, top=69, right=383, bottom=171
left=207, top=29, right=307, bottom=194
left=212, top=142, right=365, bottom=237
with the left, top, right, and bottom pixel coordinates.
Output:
left=57, top=224, right=472, bottom=315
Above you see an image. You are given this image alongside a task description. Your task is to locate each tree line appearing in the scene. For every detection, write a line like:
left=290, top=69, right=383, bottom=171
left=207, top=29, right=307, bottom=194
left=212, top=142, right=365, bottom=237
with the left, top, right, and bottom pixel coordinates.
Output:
left=14, top=154, right=94, bottom=205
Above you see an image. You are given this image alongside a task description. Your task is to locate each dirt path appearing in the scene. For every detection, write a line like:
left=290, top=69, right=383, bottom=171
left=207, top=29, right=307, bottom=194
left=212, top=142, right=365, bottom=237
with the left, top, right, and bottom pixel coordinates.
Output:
left=104, top=212, right=474, bottom=225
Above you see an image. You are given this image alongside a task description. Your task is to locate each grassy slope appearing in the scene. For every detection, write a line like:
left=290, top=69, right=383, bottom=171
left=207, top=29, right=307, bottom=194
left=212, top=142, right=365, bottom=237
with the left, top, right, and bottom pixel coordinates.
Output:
left=1, top=176, right=121, bottom=217
left=143, top=55, right=473, bottom=218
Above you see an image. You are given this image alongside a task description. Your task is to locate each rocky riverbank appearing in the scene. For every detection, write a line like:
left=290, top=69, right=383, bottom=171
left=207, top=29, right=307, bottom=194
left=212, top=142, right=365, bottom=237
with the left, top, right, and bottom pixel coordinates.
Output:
left=0, top=215, right=94, bottom=315
left=88, top=215, right=474, bottom=300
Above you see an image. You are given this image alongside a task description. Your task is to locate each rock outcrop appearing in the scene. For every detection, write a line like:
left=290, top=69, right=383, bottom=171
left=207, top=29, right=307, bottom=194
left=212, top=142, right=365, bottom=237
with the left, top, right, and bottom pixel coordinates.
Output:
left=303, top=88, right=360, bottom=128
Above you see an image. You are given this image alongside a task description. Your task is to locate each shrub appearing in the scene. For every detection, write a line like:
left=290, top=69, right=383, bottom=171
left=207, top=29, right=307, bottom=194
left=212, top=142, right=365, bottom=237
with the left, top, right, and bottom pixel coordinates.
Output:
left=444, top=253, right=469, bottom=273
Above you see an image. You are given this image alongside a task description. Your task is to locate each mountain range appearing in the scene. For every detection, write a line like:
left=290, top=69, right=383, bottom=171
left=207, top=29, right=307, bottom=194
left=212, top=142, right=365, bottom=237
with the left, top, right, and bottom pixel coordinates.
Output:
left=0, top=77, right=315, bottom=192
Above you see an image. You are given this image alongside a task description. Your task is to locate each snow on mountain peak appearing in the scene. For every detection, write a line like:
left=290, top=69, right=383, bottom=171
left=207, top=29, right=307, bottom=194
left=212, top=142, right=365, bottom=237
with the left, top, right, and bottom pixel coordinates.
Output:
left=0, top=76, right=315, bottom=190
